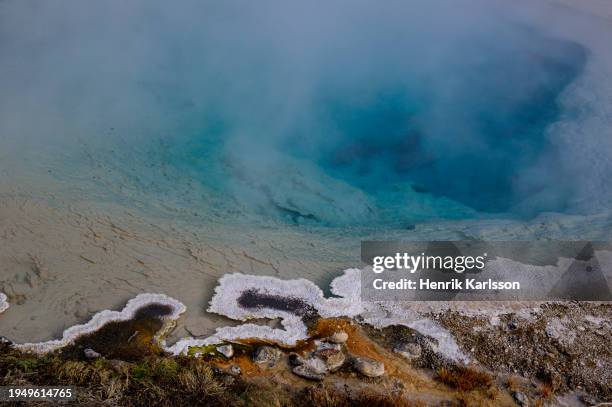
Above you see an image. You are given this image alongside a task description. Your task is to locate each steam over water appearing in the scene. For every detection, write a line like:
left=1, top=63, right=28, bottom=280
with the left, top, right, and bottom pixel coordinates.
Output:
left=0, top=0, right=610, bottom=229
left=2, top=0, right=612, bottom=347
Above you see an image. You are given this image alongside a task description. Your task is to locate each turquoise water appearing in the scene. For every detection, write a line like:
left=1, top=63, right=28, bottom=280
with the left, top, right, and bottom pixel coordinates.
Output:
left=286, top=34, right=586, bottom=214
left=163, top=18, right=586, bottom=226
left=0, top=1, right=590, bottom=228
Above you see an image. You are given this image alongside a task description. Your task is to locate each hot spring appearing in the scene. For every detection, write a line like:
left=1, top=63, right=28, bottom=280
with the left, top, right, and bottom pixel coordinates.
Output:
left=150, top=1, right=588, bottom=227
left=0, top=0, right=609, bottom=232
left=2, top=0, right=612, bottom=345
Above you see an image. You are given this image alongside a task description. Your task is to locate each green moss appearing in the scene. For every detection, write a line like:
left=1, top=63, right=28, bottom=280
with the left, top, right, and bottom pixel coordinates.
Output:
left=132, top=358, right=180, bottom=381
left=186, top=344, right=219, bottom=357
left=132, top=364, right=151, bottom=381
left=153, top=358, right=180, bottom=377
left=15, top=358, right=40, bottom=372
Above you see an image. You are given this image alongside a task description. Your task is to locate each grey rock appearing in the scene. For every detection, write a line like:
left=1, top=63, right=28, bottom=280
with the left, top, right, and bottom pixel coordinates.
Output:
left=302, top=357, right=328, bottom=375
left=315, top=348, right=346, bottom=371
left=253, top=346, right=282, bottom=367
left=394, top=342, right=422, bottom=361
left=84, top=348, right=101, bottom=359
left=512, top=391, right=529, bottom=407
left=352, top=356, right=385, bottom=377
left=292, top=365, right=325, bottom=381
left=217, top=344, right=234, bottom=358
left=314, top=339, right=341, bottom=352
left=228, top=365, right=241, bottom=376
left=328, top=331, right=349, bottom=344
left=0, top=336, right=12, bottom=346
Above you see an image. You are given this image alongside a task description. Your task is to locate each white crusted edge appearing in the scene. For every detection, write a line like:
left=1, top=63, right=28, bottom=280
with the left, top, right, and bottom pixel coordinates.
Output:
left=208, top=268, right=363, bottom=320
left=170, top=268, right=467, bottom=364
left=14, top=293, right=186, bottom=354
left=0, top=293, right=8, bottom=314
left=359, top=305, right=471, bottom=364
left=406, top=319, right=470, bottom=364
left=3, top=270, right=468, bottom=364
left=166, top=268, right=363, bottom=355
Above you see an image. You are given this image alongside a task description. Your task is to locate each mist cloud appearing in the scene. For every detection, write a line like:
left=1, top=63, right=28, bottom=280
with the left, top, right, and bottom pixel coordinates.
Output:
left=0, top=0, right=609, bottom=225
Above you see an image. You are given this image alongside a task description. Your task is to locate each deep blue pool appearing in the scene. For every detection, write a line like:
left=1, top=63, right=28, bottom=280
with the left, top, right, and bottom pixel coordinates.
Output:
left=163, top=7, right=587, bottom=227
left=0, top=0, right=590, bottom=228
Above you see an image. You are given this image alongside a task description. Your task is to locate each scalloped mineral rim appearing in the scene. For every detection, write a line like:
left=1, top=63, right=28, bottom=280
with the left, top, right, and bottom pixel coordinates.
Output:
left=14, top=293, right=186, bottom=354
left=167, top=268, right=363, bottom=355
left=3, top=269, right=469, bottom=364
left=166, top=268, right=468, bottom=363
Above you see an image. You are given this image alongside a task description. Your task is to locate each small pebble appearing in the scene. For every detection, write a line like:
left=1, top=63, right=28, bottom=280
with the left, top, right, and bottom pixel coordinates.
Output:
left=253, top=346, right=281, bottom=367
left=328, top=331, right=348, bottom=344
left=292, top=365, right=325, bottom=381
left=217, top=344, right=234, bottom=358
left=512, top=391, right=529, bottom=407
left=84, top=348, right=101, bottom=359
left=352, top=356, right=385, bottom=377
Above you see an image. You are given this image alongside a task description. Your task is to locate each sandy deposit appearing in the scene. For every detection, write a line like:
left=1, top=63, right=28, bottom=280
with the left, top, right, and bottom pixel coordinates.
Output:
left=1, top=0, right=612, bottom=348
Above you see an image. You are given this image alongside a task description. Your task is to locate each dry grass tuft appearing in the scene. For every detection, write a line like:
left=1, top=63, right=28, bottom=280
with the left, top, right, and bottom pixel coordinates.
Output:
left=300, top=386, right=424, bottom=407
left=538, top=382, right=553, bottom=399
left=436, top=366, right=493, bottom=392
left=0, top=347, right=237, bottom=406
left=506, top=375, right=522, bottom=392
